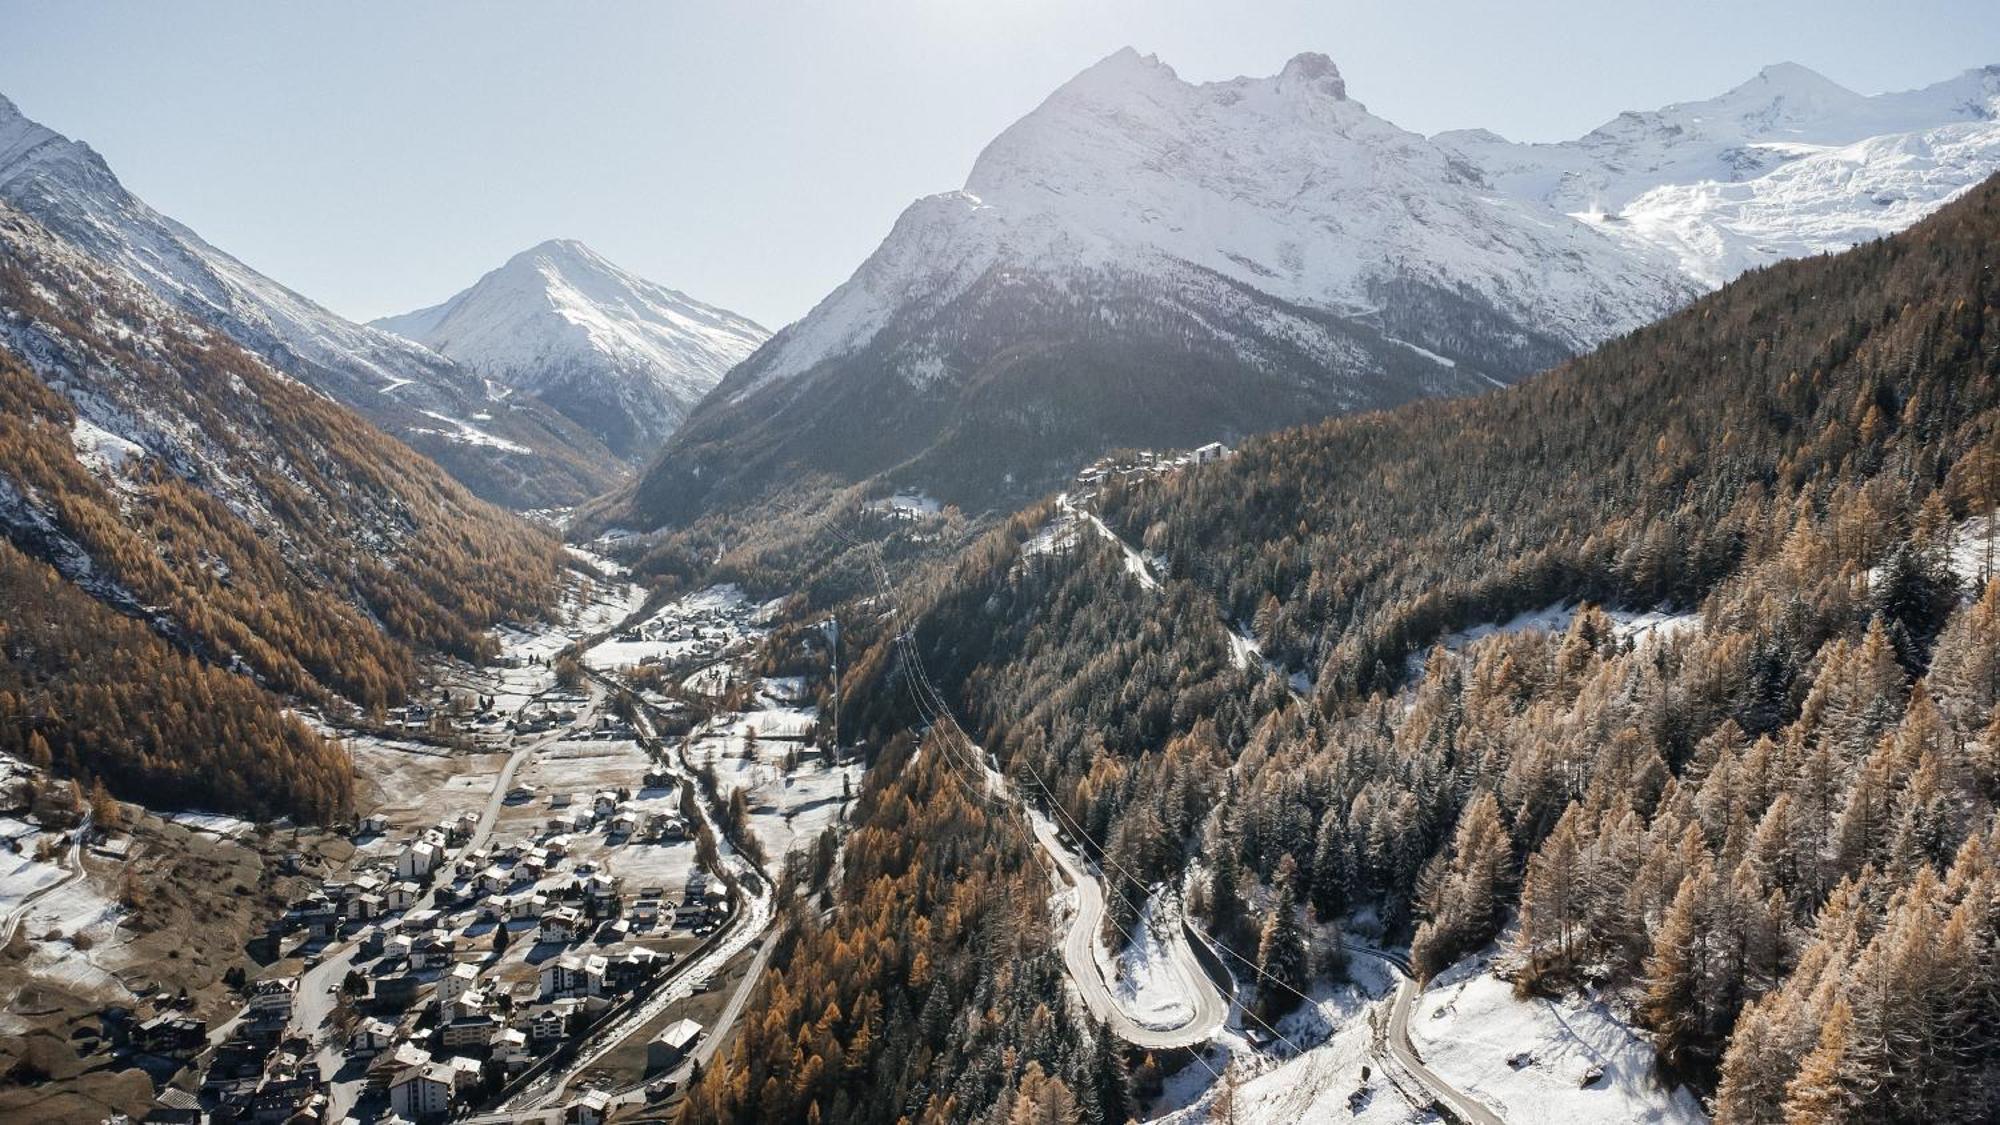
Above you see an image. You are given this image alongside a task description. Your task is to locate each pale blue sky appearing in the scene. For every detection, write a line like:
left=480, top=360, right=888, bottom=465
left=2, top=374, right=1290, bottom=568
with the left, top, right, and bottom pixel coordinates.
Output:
left=3, top=1, right=1996, bottom=328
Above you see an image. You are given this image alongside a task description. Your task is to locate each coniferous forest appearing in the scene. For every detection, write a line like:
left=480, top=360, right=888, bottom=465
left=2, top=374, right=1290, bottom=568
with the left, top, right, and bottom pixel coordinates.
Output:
left=0, top=206, right=563, bottom=821
left=684, top=176, right=2000, bottom=1123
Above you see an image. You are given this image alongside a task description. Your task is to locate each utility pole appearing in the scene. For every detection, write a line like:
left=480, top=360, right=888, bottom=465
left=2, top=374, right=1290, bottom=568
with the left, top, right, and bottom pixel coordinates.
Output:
left=824, top=615, right=841, bottom=764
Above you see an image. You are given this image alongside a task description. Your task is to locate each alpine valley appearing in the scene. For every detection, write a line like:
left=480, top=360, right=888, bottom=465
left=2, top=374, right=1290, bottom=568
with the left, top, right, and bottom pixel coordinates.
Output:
left=1, top=29, right=1998, bottom=1125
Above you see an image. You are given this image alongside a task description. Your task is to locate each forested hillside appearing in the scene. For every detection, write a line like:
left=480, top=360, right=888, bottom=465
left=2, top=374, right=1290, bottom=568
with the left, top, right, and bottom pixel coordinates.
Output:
left=697, top=175, right=2000, bottom=1123
left=0, top=205, right=564, bottom=819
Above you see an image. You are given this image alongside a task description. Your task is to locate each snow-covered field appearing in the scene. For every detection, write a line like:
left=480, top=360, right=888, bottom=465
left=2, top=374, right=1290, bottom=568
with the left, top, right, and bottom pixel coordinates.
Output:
left=9, top=875, right=128, bottom=994
left=1408, top=955, right=1706, bottom=1125
left=584, top=583, right=758, bottom=673
left=1149, top=947, right=1703, bottom=1125
left=1104, top=894, right=1195, bottom=1031
left=0, top=831, right=65, bottom=916
left=688, top=688, right=856, bottom=862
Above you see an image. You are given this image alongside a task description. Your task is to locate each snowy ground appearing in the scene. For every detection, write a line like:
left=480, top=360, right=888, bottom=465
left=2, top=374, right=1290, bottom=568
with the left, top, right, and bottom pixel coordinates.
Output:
left=1403, top=602, right=1703, bottom=685
left=863, top=491, right=944, bottom=519
left=1946, top=514, right=1999, bottom=587
left=414, top=409, right=532, bottom=454
left=160, top=810, right=257, bottom=838
left=1027, top=495, right=1167, bottom=594
left=1225, top=623, right=1312, bottom=694
left=583, top=577, right=858, bottom=866
left=8, top=875, right=128, bottom=1001
left=1148, top=961, right=1392, bottom=1124
left=0, top=829, right=65, bottom=917
left=1440, top=603, right=1702, bottom=652
left=1408, top=954, right=1707, bottom=1125
left=1104, top=893, right=1195, bottom=1031
left=1149, top=948, right=1707, bottom=1125
left=583, top=583, right=758, bottom=673
left=687, top=691, right=857, bottom=862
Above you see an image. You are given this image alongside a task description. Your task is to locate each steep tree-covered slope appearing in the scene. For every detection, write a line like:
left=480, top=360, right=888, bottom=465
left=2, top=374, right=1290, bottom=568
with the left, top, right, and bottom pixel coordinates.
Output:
left=0, top=203, right=564, bottom=818
left=692, top=174, right=2000, bottom=1123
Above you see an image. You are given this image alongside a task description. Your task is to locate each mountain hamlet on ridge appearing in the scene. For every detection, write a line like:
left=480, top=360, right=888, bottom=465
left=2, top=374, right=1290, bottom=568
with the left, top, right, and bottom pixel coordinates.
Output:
left=603, top=49, right=2000, bottom=533
left=372, top=239, right=770, bottom=461
left=0, top=93, right=625, bottom=510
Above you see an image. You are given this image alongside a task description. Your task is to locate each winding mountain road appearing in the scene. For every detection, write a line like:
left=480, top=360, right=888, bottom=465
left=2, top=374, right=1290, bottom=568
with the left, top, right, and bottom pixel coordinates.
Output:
left=1029, top=812, right=1226, bottom=1048
left=0, top=815, right=87, bottom=948
left=1348, top=945, right=1505, bottom=1125
left=1063, top=488, right=1501, bottom=1121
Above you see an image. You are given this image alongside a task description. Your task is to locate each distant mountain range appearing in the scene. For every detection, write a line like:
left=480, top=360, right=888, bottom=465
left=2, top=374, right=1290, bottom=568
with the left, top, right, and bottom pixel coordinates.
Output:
left=605, top=51, right=2000, bottom=530
left=0, top=93, right=622, bottom=509
left=1439, top=60, right=2000, bottom=284
left=372, top=239, right=768, bottom=461
left=0, top=195, right=560, bottom=805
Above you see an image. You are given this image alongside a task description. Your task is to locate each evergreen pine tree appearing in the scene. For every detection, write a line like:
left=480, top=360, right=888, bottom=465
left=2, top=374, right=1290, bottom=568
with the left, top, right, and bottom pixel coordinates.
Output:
left=1255, top=854, right=1309, bottom=1022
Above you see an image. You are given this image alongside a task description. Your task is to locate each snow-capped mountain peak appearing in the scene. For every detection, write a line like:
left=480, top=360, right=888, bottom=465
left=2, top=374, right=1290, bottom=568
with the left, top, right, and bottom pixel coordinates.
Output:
left=1695, top=61, right=1869, bottom=133
left=622, top=49, right=1708, bottom=527
left=739, top=48, right=1688, bottom=400
left=0, top=91, right=628, bottom=508
left=372, top=240, right=768, bottom=459
left=0, top=93, right=108, bottom=184
left=615, top=50, right=2000, bottom=531
left=1436, top=58, right=2000, bottom=287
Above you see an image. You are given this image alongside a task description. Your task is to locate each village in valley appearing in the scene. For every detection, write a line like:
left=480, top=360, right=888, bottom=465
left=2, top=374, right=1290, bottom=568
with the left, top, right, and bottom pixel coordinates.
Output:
left=0, top=547, right=862, bottom=1125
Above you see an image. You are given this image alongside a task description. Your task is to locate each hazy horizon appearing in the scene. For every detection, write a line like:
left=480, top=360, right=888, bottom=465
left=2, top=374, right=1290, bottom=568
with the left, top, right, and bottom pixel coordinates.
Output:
left=3, top=0, right=1996, bottom=330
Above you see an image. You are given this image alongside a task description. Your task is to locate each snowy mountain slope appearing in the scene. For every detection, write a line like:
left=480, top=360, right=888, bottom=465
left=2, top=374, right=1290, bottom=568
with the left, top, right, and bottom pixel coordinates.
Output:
left=372, top=240, right=768, bottom=460
left=0, top=199, right=559, bottom=702
left=1439, top=63, right=2000, bottom=284
left=610, top=51, right=1699, bottom=528
left=0, top=93, right=623, bottom=509
left=735, top=49, right=1690, bottom=400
